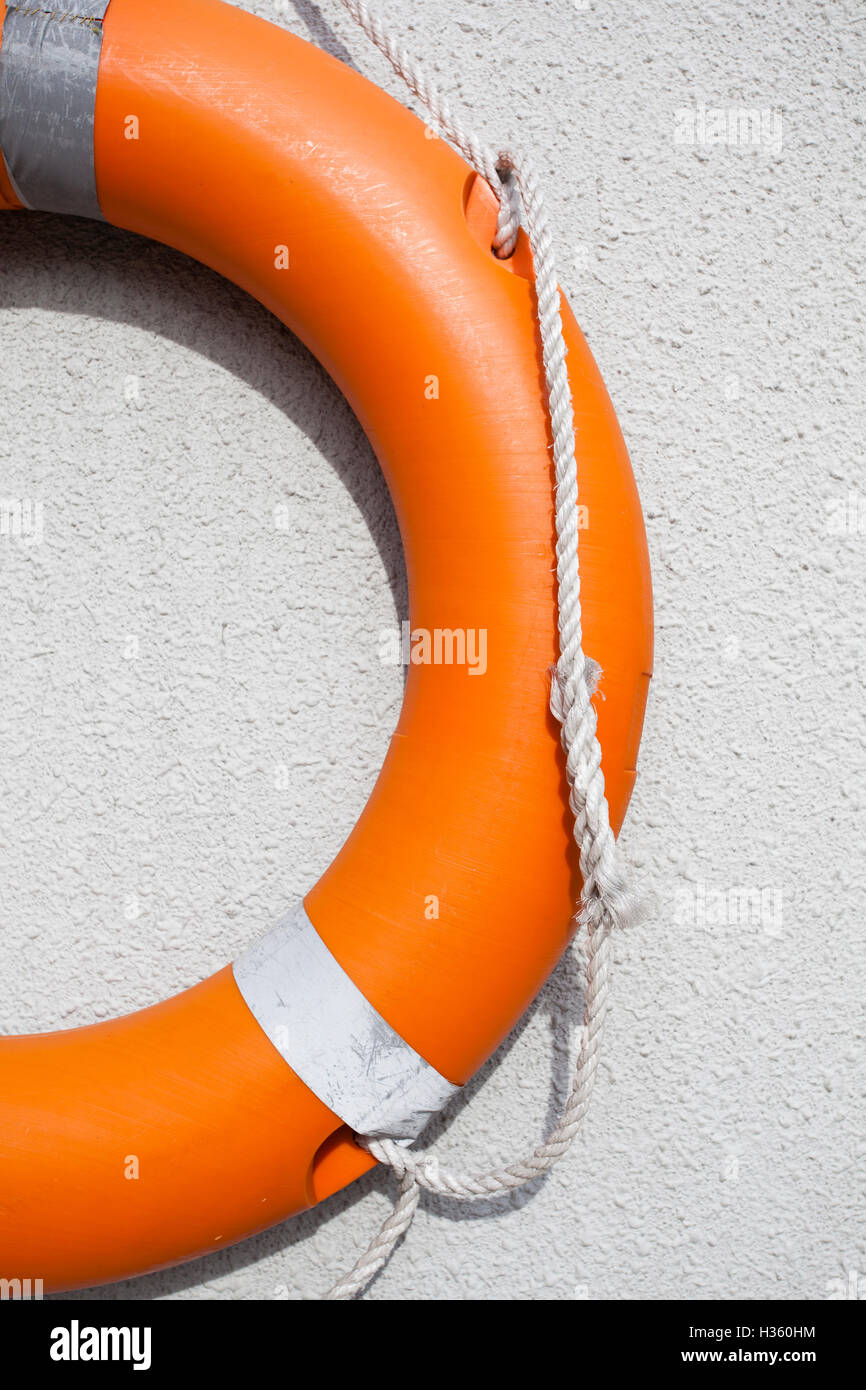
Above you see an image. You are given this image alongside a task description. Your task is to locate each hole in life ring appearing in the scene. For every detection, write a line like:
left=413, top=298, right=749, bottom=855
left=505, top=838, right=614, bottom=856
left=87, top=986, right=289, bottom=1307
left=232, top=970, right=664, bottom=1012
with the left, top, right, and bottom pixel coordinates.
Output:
left=462, top=172, right=535, bottom=280
left=0, top=213, right=408, bottom=1034
left=308, top=1125, right=377, bottom=1205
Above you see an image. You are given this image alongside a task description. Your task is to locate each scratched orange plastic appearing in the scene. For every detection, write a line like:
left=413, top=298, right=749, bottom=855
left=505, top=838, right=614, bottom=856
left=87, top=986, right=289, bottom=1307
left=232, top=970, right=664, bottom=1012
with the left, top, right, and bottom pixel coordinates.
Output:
left=0, top=0, right=652, bottom=1290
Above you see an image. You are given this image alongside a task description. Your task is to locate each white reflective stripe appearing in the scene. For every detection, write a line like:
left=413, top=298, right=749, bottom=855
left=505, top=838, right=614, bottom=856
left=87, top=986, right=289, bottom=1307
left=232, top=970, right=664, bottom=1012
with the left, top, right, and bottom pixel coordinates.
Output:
left=0, top=0, right=110, bottom=219
left=232, top=903, right=460, bottom=1142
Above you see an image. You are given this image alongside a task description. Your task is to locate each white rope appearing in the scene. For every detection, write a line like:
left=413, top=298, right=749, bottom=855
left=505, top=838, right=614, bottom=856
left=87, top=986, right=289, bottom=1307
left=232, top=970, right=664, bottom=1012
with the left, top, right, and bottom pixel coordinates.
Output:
left=321, top=0, right=642, bottom=1300
left=335, top=0, right=521, bottom=258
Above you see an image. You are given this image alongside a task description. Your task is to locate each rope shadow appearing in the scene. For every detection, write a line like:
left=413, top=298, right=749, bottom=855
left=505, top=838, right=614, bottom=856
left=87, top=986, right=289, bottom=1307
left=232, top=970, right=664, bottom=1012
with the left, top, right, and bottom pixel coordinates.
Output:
left=287, top=0, right=357, bottom=68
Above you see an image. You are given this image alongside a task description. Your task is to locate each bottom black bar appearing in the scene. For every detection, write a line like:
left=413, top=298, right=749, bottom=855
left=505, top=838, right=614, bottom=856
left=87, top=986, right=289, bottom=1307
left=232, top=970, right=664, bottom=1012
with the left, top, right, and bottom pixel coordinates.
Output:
left=0, top=1297, right=858, bottom=1375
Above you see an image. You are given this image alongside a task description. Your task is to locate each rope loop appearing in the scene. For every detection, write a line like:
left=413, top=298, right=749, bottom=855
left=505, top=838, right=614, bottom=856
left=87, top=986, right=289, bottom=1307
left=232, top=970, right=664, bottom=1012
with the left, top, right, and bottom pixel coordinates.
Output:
left=492, top=159, right=521, bottom=257
left=317, top=0, right=645, bottom=1300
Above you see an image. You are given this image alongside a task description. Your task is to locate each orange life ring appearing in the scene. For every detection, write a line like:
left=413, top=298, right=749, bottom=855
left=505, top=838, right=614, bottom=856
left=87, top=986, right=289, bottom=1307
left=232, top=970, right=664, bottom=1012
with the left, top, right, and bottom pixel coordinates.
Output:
left=0, top=0, right=652, bottom=1292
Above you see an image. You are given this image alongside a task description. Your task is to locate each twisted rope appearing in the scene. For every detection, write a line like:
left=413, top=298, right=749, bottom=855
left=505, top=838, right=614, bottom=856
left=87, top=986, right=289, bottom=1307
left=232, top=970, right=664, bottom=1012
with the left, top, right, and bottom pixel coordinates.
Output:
left=320, top=0, right=642, bottom=1300
left=336, top=0, right=521, bottom=258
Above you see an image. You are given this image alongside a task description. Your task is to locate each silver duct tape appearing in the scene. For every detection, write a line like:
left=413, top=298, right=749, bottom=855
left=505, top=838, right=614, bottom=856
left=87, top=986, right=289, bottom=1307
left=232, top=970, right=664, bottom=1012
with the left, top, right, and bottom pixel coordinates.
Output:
left=0, top=1, right=111, bottom=219
left=233, top=902, right=460, bottom=1143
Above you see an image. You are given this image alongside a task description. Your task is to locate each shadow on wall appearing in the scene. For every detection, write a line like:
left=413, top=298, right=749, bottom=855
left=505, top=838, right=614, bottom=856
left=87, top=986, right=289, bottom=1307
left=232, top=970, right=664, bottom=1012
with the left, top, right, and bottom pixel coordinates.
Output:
left=0, top=210, right=408, bottom=617
left=0, top=209, right=581, bottom=1299
left=288, top=0, right=358, bottom=68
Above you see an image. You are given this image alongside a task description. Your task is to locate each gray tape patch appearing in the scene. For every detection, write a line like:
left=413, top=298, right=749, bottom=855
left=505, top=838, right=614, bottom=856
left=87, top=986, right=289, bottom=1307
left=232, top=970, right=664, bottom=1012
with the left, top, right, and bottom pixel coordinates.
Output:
left=233, top=902, right=460, bottom=1142
left=0, top=1, right=111, bottom=219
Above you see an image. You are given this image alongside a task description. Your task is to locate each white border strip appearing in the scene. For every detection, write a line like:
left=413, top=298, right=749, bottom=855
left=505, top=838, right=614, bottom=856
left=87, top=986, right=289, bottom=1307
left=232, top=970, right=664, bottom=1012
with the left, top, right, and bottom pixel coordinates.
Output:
left=233, top=903, right=459, bottom=1142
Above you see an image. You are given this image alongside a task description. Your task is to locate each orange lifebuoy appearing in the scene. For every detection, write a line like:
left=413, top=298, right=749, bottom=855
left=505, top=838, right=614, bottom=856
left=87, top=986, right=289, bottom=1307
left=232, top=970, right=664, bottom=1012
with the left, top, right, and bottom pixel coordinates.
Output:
left=0, top=0, right=652, bottom=1292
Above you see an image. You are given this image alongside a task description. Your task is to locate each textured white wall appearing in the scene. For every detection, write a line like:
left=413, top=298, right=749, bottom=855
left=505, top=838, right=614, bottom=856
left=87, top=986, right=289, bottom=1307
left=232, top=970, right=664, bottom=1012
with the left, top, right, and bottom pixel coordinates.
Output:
left=1, top=0, right=862, bottom=1301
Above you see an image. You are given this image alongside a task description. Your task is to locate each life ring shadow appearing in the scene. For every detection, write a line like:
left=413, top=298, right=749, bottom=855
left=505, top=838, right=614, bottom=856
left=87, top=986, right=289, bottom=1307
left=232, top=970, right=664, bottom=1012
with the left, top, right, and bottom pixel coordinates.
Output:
left=0, top=211, right=409, bottom=626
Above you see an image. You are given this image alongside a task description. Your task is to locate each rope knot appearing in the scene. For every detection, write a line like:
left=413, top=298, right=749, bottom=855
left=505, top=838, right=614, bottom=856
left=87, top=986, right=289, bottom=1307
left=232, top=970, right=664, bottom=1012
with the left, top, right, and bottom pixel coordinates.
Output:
left=580, top=866, right=646, bottom=936
left=548, top=655, right=602, bottom=725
